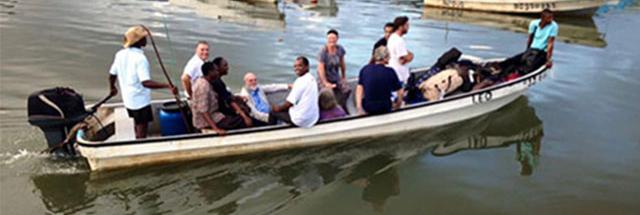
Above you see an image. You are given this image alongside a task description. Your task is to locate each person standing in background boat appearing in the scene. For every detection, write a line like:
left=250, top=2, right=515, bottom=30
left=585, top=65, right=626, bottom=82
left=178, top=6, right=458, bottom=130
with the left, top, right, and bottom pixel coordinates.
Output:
left=108, top=25, right=177, bottom=139
left=191, top=62, right=248, bottom=135
left=317, top=29, right=350, bottom=113
left=270, top=56, right=319, bottom=128
left=239, top=72, right=290, bottom=125
left=210, top=57, right=254, bottom=127
left=387, top=16, right=414, bottom=84
left=180, top=41, right=209, bottom=99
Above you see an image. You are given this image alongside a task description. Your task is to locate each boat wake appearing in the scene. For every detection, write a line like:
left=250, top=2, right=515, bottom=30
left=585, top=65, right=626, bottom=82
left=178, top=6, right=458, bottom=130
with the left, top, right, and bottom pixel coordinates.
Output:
left=0, top=149, right=89, bottom=175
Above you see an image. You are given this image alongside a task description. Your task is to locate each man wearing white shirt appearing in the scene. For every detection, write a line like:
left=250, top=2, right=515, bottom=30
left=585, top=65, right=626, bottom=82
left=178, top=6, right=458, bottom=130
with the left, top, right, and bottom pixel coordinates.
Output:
left=181, top=41, right=209, bottom=98
left=387, top=16, right=414, bottom=84
left=108, top=25, right=177, bottom=139
left=270, top=56, right=319, bottom=128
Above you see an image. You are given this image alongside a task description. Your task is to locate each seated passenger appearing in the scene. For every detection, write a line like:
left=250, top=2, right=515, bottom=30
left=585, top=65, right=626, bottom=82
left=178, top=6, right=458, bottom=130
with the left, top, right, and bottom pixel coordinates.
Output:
left=239, top=72, right=290, bottom=124
left=211, top=57, right=254, bottom=127
left=318, top=89, right=347, bottom=121
left=270, top=56, right=319, bottom=128
left=191, top=62, right=249, bottom=135
left=356, top=47, right=404, bottom=115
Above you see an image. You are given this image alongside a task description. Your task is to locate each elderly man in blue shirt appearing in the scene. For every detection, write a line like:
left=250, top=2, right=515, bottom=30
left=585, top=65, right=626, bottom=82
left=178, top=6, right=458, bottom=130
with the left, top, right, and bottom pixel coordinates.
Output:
left=240, top=72, right=290, bottom=125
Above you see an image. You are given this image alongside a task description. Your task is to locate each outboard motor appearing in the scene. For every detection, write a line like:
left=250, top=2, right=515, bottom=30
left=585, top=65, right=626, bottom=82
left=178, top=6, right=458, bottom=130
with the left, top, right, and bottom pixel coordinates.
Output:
left=27, top=87, right=88, bottom=156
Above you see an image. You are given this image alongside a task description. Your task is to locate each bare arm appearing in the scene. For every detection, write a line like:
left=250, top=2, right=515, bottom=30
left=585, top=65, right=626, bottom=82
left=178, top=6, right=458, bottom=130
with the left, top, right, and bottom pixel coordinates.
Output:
left=546, top=37, right=555, bottom=67
left=399, top=51, right=414, bottom=65
left=181, top=74, right=192, bottom=98
left=317, top=62, right=334, bottom=88
left=230, top=101, right=253, bottom=127
left=272, top=101, right=293, bottom=113
left=201, top=112, right=225, bottom=135
left=340, top=56, right=346, bottom=80
left=393, top=89, right=404, bottom=110
left=355, top=84, right=365, bottom=115
left=109, top=75, right=118, bottom=96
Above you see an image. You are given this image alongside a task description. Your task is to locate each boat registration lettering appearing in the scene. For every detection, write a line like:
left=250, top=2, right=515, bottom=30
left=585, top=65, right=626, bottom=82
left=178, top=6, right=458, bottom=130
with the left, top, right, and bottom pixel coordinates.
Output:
left=472, top=91, right=492, bottom=104
left=442, top=0, right=464, bottom=8
left=513, top=2, right=556, bottom=11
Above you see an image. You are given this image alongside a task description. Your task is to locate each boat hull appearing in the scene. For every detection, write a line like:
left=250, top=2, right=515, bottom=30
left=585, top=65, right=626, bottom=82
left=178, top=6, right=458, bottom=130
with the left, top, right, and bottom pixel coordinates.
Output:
left=77, top=64, right=549, bottom=171
left=423, top=0, right=607, bottom=15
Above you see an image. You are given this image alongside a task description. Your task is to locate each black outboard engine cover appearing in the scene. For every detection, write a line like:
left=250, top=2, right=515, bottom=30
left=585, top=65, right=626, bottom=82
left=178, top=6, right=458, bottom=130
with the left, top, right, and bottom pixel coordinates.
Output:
left=27, top=87, right=88, bottom=156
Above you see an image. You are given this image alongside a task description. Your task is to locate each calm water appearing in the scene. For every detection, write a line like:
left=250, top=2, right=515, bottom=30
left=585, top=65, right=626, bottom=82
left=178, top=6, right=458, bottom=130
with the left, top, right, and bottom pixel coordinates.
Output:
left=1, top=0, right=639, bottom=214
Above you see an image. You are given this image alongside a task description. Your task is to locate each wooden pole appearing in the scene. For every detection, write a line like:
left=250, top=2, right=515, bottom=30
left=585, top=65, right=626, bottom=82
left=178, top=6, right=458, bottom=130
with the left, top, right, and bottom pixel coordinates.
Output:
left=140, top=25, right=192, bottom=133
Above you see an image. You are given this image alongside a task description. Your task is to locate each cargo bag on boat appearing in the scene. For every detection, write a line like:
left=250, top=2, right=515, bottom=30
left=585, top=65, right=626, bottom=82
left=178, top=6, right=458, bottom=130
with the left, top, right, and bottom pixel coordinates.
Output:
left=418, top=69, right=463, bottom=101
left=405, top=47, right=462, bottom=103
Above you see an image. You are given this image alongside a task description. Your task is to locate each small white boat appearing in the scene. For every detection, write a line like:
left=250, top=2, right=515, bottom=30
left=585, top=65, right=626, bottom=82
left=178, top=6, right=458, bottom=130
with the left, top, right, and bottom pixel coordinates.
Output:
left=73, top=56, right=549, bottom=171
left=423, top=0, right=608, bottom=16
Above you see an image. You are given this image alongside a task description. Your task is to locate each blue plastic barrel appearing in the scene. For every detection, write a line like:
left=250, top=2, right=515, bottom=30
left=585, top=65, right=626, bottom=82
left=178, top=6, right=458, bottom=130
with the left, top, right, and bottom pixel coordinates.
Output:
left=159, top=102, right=189, bottom=136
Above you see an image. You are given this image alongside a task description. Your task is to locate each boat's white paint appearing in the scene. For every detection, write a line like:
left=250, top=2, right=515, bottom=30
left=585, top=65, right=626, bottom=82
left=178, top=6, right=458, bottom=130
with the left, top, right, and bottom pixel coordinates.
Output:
left=76, top=59, right=549, bottom=171
left=423, top=0, right=607, bottom=15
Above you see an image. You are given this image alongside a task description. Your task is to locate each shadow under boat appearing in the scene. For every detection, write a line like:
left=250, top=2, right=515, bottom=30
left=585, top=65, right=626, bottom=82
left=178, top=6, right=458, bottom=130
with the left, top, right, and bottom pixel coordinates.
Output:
left=422, top=7, right=607, bottom=48
left=170, top=0, right=286, bottom=30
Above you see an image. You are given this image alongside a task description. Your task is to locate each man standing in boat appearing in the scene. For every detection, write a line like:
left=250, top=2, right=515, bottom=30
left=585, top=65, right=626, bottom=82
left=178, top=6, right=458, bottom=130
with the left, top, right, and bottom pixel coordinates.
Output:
left=181, top=41, right=210, bottom=98
left=270, top=56, right=319, bottom=128
left=108, top=25, right=177, bottom=139
left=387, top=16, right=414, bottom=85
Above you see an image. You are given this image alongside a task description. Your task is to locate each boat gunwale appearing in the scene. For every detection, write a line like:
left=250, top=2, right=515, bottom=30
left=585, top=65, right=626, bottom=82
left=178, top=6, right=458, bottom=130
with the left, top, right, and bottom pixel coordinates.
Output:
left=76, top=65, right=548, bottom=148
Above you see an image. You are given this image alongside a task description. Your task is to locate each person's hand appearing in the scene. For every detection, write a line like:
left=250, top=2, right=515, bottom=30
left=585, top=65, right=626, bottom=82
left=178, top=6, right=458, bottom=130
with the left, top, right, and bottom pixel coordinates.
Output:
left=357, top=108, right=366, bottom=116
left=323, top=82, right=336, bottom=89
left=238, top=96, right=249, bottom=103
left=287, top=84, right=293, bottom=89
left=109, top=87, right=118, bottom=97
left=241, top=115, right=253, bottom=127
left=168, top=85, right=178, bottom=95
left=214, top=128, right=226, bottom=136
left=545, top=60, right=553, bottom=69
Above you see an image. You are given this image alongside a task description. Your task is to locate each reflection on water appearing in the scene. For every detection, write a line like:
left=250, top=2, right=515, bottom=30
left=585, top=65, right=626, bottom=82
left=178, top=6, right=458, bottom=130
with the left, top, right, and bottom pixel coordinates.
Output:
left=431, top=97, right=543, bottom=176
left=30, top=97, right=544, bottom=213
left=422, top=7, right=607, bottom=48
left=171, top=0, right=286, bottom=29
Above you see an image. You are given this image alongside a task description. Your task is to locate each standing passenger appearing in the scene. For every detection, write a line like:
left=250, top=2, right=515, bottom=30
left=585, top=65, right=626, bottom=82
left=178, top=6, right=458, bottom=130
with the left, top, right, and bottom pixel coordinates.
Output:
left=317, top=29, right=350, bottom=112
left=181, top=41, right=209, bottom=98
left=270, top=57, right=320, bottom=128
left=356, top=47, right=404, bottom=115
left=387, top=16, right=414, bottom=84
left=108, top=25, right=177, bottom=139
left=372, top=22, right=395, bottom=52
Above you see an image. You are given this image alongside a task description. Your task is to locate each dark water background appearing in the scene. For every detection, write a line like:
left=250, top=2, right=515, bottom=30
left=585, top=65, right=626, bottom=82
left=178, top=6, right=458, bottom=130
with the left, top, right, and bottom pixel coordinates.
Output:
left=1, top=0, right=639, bottom=214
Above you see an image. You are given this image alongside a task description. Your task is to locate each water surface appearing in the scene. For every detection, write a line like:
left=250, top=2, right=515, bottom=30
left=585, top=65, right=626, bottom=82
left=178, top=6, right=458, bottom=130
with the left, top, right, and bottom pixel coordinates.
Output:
left=1, top=0, right=639, bottom=214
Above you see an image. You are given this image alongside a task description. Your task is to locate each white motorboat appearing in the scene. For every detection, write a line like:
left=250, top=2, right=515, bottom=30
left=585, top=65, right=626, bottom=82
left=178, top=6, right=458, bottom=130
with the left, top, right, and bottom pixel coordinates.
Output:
left=67, top=55, right=549, bottom=171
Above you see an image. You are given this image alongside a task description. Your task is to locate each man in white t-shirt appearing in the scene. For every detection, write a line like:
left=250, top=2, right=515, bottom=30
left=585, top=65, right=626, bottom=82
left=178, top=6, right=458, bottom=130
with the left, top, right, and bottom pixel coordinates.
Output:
left=387, top=16, right=414, bottom=84
left=108, top=25, right=177, bottom=139
left=180, top=41, right=209, bottom=98
left=270, top=56, right=319, bottom=128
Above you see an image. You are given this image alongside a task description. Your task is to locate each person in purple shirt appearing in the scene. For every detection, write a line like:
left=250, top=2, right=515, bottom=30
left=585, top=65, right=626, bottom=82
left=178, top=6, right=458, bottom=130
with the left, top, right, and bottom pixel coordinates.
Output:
left=318, top=89, right=347, bottom=121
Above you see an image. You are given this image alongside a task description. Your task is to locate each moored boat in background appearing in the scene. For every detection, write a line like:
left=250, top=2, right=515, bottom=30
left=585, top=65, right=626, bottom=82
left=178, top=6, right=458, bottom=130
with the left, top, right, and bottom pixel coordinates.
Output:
left=423, top=0, right=608, bottom=16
